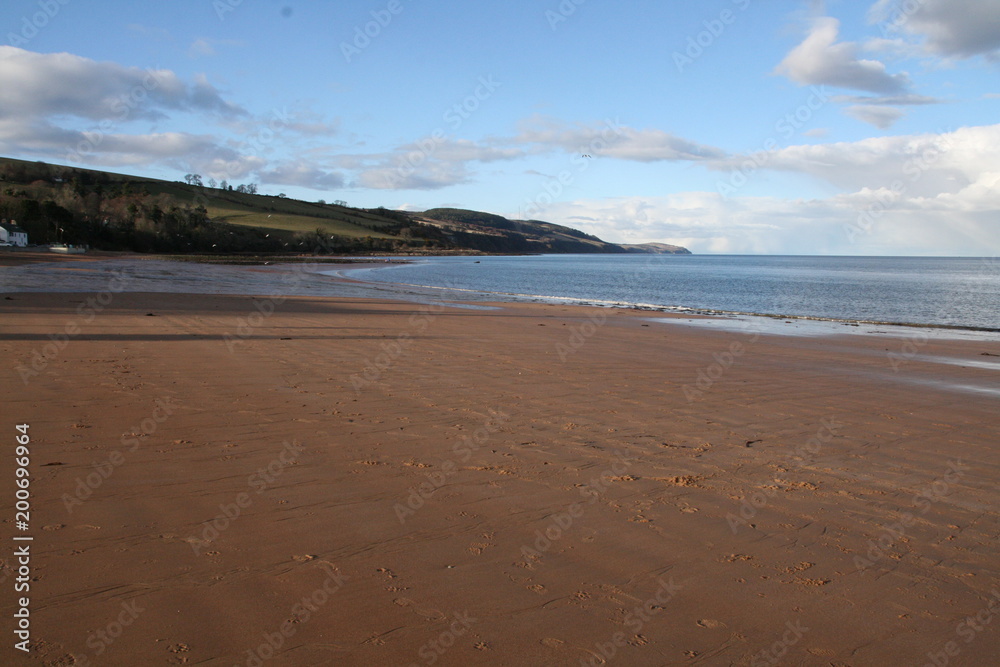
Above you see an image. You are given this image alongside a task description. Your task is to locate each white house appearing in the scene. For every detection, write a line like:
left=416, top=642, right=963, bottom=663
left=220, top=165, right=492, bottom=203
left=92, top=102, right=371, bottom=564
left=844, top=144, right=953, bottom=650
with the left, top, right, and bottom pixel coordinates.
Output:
left=0, top=220, right=28, bottom=247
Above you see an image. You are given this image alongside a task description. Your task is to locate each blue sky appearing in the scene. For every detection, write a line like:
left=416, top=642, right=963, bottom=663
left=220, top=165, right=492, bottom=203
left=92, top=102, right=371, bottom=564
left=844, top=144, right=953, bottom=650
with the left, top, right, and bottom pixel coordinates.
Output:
left=1, top=0, right=998, bottom=254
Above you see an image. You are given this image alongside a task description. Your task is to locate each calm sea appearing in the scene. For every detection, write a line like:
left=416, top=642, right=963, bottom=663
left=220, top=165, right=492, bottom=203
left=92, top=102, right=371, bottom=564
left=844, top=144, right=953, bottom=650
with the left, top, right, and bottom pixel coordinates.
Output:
left=346, top=255, right=1000, bottom=331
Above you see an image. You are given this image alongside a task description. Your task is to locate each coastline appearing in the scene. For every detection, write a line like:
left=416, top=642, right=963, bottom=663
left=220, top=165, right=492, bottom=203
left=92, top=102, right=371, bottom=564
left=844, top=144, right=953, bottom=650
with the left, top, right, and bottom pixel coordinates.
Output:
left=4, top=251, right=997, bottom=337
left=333, top=254, right=1000, bottom=337
left=1, top=257, right=999, bottom=665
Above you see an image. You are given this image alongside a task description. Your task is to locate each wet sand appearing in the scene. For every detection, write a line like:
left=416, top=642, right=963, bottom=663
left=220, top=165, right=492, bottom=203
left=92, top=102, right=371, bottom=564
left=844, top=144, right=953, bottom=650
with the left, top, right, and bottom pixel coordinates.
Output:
left=1, top=263, right=999, bottom=666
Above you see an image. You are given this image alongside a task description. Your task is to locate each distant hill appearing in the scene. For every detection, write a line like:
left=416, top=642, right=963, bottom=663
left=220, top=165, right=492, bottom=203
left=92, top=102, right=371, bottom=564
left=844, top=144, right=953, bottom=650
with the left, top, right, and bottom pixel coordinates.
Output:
left=413, top=208, right=625, bottom=254
left=0, top=157, right=691, bottom=256
left=619, top=242, right=692, bottom=255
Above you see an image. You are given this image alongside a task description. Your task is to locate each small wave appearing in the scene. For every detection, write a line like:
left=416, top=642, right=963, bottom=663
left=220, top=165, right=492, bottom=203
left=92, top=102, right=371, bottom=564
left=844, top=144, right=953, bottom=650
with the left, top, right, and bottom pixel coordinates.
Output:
left=338, top=275, right=1000, bottom=334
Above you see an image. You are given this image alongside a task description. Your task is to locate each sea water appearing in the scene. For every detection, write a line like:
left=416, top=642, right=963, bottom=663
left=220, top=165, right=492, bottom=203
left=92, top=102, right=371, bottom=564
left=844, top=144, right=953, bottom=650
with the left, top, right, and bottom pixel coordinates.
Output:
left=344, top=255, right=1000, bottom=332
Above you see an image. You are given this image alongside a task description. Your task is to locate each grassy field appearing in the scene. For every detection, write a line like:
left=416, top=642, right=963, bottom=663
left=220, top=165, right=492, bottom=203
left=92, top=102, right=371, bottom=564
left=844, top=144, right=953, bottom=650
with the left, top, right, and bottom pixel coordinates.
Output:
left=139, top=181, right=400, bottom=239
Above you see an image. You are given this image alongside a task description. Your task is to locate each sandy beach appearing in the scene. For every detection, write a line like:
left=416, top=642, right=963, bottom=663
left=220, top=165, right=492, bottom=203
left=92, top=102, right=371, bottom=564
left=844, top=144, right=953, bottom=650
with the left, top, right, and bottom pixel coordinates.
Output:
left=1, top=258, right=999, bottom=666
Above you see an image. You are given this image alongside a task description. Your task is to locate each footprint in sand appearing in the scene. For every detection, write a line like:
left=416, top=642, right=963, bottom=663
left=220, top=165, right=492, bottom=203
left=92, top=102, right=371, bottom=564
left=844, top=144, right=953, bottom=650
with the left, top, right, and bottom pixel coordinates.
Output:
left=780, top=561, right=815, bottom=574
left=697, top=619, right=727, bottom=629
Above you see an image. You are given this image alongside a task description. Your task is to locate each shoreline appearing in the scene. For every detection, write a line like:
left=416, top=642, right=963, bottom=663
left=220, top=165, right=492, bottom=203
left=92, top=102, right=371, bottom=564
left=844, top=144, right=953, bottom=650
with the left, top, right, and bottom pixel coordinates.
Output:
left=3, top=252, right=997, bottom=339
left=332, top=256, right=1000, bottom=338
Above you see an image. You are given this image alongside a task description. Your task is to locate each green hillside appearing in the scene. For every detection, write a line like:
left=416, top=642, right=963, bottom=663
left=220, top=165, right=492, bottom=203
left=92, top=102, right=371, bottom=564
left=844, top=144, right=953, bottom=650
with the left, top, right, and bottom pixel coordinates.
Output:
left=0, top=157, right=438, bottom=254
left=0, top=157, right=691, bottom=255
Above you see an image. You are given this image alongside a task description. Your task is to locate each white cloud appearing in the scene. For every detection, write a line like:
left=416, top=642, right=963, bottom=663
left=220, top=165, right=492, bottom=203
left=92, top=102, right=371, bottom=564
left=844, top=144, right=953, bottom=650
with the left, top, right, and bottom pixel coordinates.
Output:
left=511, top=115, right=726, bottom=161
left=258, top=163, right=344, bottom=190
left=339, top=136, right=523, bottom=191
left=285, top=117, right=341, bottom=137
left=188, top=39, right=215, bottom=58
left=828, top=93, right=940, bottom=128
left=411, top=138, right=524, bottom=163
left=339, top=117, right=726, bottom=191
left=869, top=0, right=1000, bottom=59
left=536, top=125, right=1000, bottom=255
left=863, top=36, right=927, bottom=60
left=354, top=163, right=470, bottom=191
left=0, top=47, right=246, bottom=121
left=0, top=48, right=293, bottom=181
left=537, top=185, right=997, bottom=255
left=844, top=104, right=905, bottom=129
left=0, top=115, right=255, bottom=173
left=832, top=94, right=939, bottom=106
left=775, top=17, right=911, bottom=93
left=192, top=155, right=267, bottom=181
left=721, top=125, right=1000, bottom=197
left=187, top=38, right=245, bottom=59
